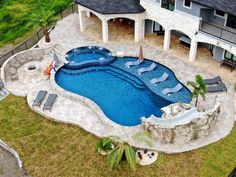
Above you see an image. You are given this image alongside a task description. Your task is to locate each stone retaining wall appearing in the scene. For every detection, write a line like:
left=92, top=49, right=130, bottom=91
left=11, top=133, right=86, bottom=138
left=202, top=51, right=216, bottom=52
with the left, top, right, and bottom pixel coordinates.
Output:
left=141, top=97, right=221, bottom=144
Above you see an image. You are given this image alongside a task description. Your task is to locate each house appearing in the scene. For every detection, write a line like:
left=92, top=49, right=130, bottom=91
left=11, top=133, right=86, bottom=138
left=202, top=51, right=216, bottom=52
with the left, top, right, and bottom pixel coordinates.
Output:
left=75, top=0, right=236, bottom=65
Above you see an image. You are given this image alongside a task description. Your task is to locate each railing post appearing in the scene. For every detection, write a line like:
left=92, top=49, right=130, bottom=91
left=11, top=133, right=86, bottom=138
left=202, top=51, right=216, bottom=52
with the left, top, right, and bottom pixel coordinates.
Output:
left=72, top=5, right=74, bottom=13
left=60, top=12, right=63, bottom=19
left=220, top=29, right=223, bottom=39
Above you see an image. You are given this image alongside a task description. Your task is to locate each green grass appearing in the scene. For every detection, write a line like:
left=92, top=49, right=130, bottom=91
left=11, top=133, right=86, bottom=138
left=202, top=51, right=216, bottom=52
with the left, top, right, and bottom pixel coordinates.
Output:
left=0, top=0, right=73, bottom=47
left=0, top=95, right=235, bottom=177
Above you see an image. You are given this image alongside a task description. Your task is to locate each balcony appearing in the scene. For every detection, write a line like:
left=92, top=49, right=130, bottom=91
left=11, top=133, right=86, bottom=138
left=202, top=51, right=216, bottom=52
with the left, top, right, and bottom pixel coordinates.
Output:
left=200, top=21, right=236, bottom=45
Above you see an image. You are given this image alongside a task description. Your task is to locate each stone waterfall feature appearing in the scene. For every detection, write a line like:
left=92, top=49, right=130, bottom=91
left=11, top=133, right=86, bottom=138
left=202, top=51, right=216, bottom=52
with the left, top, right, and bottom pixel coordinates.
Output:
left=141, top=97, right=221, bottom=144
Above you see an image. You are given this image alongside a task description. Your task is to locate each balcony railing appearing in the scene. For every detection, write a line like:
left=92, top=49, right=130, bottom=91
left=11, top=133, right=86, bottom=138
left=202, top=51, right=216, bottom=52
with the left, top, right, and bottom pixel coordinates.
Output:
left=200, top=21, right=236, bottom=45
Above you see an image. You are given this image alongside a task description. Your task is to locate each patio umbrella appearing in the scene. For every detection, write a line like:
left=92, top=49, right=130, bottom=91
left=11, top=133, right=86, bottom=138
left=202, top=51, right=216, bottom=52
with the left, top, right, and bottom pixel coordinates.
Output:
left=139, top=46, right=144, bottom=61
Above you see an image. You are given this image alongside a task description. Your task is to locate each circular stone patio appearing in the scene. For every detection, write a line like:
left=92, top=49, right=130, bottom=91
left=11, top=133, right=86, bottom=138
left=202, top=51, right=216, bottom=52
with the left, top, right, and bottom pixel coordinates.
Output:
left=1, top=13, right=235, bottom=153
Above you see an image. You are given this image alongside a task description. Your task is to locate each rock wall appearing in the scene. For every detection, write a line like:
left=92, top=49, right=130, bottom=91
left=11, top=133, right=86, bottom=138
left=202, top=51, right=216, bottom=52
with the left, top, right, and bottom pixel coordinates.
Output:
left=141, top=97, right=221, bottom=144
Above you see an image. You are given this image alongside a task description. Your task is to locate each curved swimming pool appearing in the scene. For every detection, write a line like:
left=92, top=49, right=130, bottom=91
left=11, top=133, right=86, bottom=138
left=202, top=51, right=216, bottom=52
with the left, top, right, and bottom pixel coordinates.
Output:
left=55, top=46, right=192, bottom=126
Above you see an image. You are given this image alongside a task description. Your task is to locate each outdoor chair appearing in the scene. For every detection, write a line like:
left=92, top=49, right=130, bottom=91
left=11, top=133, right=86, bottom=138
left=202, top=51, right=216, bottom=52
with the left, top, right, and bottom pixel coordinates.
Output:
left=206, top=84, right=227, bottom=93
left=137, top=63, right=156, bottom=75
left=43, top=94, right=57, bottom=111
left=204, top=76, right=222, bottom=85
left=125, top=59, right=143, bottom=68
left=150, top=72, right=169, bottom=85
left=161, top=83, right=183, bottom=95
left=0, top=80, right=4, bottom=89
left=32, top=90, right=48, bottom=107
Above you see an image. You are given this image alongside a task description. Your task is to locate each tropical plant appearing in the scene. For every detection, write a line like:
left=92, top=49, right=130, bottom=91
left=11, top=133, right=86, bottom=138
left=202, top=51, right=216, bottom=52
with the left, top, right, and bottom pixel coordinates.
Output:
left=187, top=74, right=207, bottom=107
left=96, top=137, right=113, bottom=154
left=29, top=7, right=59, bottom=43
left=132, top=130, right=153, bottom=147
left=107, top=141, right=136, bottom=171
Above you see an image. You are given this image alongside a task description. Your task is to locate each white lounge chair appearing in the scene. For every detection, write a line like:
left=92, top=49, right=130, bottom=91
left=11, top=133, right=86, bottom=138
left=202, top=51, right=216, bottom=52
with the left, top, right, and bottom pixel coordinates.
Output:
left=150, top=72, right=169, bottom=85
left=161, top=83, right=183, bottom=95
left=137, top=63, right=156, bottom=75
left=125, top=59, right=143, bottom=68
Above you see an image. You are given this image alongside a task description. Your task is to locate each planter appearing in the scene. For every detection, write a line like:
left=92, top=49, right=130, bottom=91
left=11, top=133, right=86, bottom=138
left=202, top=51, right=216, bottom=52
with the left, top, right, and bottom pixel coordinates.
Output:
left=98, top=144, right=114, bottom=155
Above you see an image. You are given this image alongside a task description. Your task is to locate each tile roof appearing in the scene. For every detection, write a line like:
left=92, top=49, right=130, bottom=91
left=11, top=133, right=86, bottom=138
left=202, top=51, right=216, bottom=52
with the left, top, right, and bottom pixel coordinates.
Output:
left=192, top=0, right=236, bottom=16
left=75, top=0, right=145, bottom=14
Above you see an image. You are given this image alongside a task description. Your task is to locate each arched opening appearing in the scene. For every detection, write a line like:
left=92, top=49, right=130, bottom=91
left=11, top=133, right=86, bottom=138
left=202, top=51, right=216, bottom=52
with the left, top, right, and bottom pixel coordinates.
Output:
left=143, top=19, right=165, bottom=48
left=168, top=30, right=192, bottom=60
left=196, top=42, right=236, bottom=71
left=108, top=18, right=135, bottom=42
left=82, top=12, right=103, bottom=41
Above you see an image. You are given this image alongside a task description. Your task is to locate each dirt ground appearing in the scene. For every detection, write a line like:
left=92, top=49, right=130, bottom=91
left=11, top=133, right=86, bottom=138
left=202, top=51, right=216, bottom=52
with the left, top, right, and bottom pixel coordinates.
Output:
left=0, top=147, right=30, bottom=177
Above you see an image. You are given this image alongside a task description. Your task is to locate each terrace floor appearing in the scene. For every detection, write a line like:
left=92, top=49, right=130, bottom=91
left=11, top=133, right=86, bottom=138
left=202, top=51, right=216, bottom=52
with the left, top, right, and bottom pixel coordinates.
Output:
left=3, top=13, right=235, bottom=153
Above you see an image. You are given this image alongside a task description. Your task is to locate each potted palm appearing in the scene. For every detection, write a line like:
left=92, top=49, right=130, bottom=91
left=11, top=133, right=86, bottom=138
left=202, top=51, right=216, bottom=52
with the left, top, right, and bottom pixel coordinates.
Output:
left=96, top=137, right=114, bottom=155
left=187, top=74, right=207, bottom=108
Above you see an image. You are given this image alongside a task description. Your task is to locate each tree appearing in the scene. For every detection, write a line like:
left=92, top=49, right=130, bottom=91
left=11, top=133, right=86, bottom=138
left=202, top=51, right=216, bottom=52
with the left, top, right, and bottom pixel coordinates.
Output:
left=107, top=141, right=136, bottom=171
left=187, top=74, right=206, bottom=107
left=30, top=8, right=58, bottom=43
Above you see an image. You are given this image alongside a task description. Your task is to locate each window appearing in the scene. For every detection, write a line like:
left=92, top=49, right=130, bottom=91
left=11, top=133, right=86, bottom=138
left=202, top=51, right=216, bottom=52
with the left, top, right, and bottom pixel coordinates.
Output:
left=161, top=0, right=175, bottom=11
left=183, top=0, right=191, bottom=8
left=226, top=14, right=236, bottom=29
left=224, top=51, right=236, bottom=61
left=214, top=10, right=225, bottom=18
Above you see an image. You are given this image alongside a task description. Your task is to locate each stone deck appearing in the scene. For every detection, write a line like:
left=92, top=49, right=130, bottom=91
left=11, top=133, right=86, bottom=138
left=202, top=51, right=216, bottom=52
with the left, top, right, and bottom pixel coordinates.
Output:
left=3, top=13, right=235, bottom=153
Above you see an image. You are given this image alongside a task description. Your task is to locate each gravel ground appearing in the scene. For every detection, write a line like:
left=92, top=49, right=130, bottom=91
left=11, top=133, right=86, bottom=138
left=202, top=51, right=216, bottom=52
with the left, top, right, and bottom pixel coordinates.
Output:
left=0, top=147, right=30, bottom=177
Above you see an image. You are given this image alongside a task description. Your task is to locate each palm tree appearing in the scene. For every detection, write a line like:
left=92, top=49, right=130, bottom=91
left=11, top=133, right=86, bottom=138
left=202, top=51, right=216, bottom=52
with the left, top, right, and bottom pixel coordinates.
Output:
left=187, top=74, right=206, bottom=107
left=107, top=141, right=136, bottom=171
left=30, top=8, right=58, bottom=43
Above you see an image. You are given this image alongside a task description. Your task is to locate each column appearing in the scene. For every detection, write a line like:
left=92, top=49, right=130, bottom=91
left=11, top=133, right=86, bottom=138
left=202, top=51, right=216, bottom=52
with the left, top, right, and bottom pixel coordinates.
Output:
left=79, top=9, right=86, bottom=32
left=87, top=11, right=91, bottom=18
left=163, top=29, right=171, bottom=50
left=102, top=20, right=109, bottom=43
left=189, top=39, right=198, bottom=62
left=135, top=19, right=144, bottom=42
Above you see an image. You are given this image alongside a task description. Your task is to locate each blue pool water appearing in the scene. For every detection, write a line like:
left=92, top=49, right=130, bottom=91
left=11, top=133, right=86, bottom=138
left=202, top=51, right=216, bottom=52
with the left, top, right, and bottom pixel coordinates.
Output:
left=55, top=46, right=192, bottom=126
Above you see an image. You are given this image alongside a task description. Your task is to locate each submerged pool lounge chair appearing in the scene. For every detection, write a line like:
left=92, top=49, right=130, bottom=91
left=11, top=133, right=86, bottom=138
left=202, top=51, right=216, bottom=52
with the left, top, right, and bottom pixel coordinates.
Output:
left=161, top=83, right=183, bottom=95
left=150, top=72, right=169, bottom=85
left=206, top=83, right=227, bottom=93
left=43, top=93, right=57, bottom=111
left=204, top=76, right=222, bottom=85
left=32, top=90, right=48, bottom=107
left=137, top=63, right=156, bottom=75
left=0, top=79, right=4, bottom=89
left=125, top=59, right=143, bottom=68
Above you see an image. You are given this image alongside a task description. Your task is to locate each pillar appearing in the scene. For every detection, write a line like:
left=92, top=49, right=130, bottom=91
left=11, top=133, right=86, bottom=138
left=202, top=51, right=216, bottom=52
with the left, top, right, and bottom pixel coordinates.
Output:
left=87, top=11, right=91, bottom=18
left=163, top=29, right=171, bottom=50
left=78, top=9, right=86, bottom=32
left=135, top=19, right=144, bottom=42
left=189, top=39, right=198, bottom=62
left=102, top=20, right=109, bottom=43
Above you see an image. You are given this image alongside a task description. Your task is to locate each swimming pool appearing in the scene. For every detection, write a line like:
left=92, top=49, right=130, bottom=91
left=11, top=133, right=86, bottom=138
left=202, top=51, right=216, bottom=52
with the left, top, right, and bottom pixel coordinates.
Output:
left=55, top=46, right=192, bottom=126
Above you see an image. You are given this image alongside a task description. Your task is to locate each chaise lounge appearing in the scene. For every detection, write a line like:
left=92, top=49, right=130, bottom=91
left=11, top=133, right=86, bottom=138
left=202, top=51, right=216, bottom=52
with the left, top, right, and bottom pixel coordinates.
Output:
left=204, top=76, right=222, bottom=85
left=150, top=72, right=169, bottom=85
left=43, top=94, right=57, bottom=111
left=32, top=90, right=48, bottom=107
left=206, top=84, right=227, bottom=93
left=125, top=59, right=143, bottom=68
left=161, top=83, right=183, bottom=95
left=137, top=63, right=156, bottom=75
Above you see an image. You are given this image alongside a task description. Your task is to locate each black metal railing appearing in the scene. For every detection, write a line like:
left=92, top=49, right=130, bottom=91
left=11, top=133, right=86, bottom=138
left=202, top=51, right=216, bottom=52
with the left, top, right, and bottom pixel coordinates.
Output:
left=0, top=4, right=78, bottom=67
left=199, top=21, right=236, bottom=45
